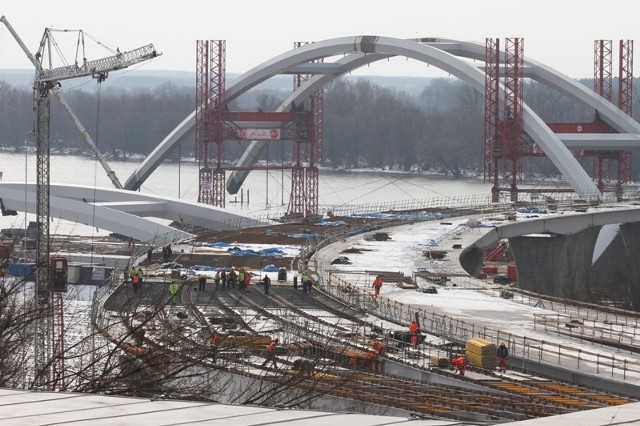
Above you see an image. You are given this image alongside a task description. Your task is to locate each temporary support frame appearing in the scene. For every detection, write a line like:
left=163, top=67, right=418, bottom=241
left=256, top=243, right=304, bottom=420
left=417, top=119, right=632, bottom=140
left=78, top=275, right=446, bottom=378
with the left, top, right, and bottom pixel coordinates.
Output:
left=196, top=40, right=226, bottom=207
left=485, top=38, right=524, bottom=203
left=195, top=40, right=322, bottom=218
left=484, top=37, right=500, bottom=202
left=593, top=40, right=613, bottom=190
left=617, top=39, right=633, bottom=196
left=502, top=37, right=524, bottom=202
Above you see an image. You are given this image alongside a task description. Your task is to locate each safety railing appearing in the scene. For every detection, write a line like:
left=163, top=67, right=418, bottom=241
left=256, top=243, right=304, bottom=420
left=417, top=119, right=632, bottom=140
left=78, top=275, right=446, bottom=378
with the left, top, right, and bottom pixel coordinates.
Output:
left=533, top=313, right=640, bottom=348
left=316, top=266, right=640, bottom=381
left=511, top=288, right=640, bottom=323
left=182, top=188, right=637, bottom=240
left=91, top=267, right=122, bottom=330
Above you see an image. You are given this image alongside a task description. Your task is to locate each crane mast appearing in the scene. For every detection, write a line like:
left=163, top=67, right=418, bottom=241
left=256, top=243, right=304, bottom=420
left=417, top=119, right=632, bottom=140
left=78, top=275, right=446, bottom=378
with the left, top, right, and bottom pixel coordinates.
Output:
left=1, top=16, right=160, bottom=389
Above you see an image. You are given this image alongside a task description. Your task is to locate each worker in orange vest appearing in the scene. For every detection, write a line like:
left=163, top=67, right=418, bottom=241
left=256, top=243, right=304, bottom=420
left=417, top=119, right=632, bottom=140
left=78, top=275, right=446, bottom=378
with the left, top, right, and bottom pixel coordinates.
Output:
left=409, top=320, right=420, bottom=346
left=372, top=340, right=385, bottom=354
left=372, top=275, right=383, bottom=297
left=452, top=356, right=466, bottom=376
left=368, top=340, right=386, bottom=373
left=497, top=342, right=509, bottom=373
left=243, top=269, right=251, bottom=291
left=209, top=332, right=220, bottom=363
left=262, top=337, right=279, bottom=368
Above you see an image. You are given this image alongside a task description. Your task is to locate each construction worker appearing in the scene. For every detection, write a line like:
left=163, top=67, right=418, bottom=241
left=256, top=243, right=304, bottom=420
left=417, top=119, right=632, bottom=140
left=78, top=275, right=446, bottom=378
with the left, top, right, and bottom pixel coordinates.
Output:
left=209, top=332, right=220, bottom=363
left=229, top=268, right=237, bottom=288
left=497, top=342, right=509, bottom=373
left=220, top=270, right=227, bottom=289
left=263, top=275, right=271, bottom=295
left=372, top=275, right=383, bottom=297
left=452, top=356, right=466, bottom=376
left=198, top=274, right=206, bottom=292
left=372, top=340, right=385, bottom=357
left=168, top=280, right=179, bottom=306
left=261, top=337, right=279, bottom=368
left=244, top=269, right=251, bottom=291
left=301, top=272, right=310, bottom=293
left=369, top=340, right=386, bottom=373
left=129, top=266, right=137, bottom=284
left=409, top=320, right=419, bottom=346
left=131, top=270, right=140, bottom=294
left=237, top=269, right=245, bottom=289
left=136, top=267, right=144, bottom=289
left=307, top=276, right=314, bottom=292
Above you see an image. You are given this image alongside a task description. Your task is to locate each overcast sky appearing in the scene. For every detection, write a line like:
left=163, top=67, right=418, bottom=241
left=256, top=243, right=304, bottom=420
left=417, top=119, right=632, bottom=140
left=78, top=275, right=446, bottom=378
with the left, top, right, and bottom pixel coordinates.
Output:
left=1, top=0, right=639, bottom=80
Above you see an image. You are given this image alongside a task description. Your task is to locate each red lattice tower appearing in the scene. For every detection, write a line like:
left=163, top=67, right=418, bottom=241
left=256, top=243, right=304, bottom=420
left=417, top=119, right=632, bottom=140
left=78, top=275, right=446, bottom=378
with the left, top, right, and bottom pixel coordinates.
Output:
left=51, top=292, right=65, bottom=389
left=617, top=39, right=633, bottom=195
left=288, top=41, right=322, bottom=218
left=484, top=38, right=501, bottom=202
left=196, top=40, right=226, bottom=207
left=306, top=87, right=323, bottom=217
left=594, top=40, right=613, bottom=100
left=501, top=38, right=524, bottom=202
left=289, top=42, right=308, bottom=218
left=593, top=40, right=613, bottom=189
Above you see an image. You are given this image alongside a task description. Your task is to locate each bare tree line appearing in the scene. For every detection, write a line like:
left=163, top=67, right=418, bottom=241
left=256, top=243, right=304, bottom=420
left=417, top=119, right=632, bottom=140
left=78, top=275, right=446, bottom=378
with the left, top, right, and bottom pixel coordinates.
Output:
left=1, top=76, right=640, bottom=179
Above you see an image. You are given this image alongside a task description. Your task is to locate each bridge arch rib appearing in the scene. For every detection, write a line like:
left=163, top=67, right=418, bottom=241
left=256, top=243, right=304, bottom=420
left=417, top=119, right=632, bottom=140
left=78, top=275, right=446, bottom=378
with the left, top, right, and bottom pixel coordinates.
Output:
left=126, top=36, right=640, bottom=198
left=0, top=183, right=265, bottom=242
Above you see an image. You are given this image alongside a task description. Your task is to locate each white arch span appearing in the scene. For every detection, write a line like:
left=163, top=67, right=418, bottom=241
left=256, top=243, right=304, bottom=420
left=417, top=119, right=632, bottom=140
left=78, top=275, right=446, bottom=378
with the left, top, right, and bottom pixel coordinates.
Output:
left=125, top=36, right=640, bottom=198
left=0, top=183, right=265, bottom=242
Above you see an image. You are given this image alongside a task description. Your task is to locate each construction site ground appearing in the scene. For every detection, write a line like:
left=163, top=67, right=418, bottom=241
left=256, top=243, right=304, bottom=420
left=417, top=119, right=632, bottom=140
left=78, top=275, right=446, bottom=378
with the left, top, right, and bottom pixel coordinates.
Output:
left=7, top=216, right=388, bottom=271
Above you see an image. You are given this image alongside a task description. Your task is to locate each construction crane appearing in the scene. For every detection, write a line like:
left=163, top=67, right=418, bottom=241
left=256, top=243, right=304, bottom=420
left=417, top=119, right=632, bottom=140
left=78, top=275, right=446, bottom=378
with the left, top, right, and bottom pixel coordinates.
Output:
left=0, top=16, right=160, bottom=389
left=0, top=16, right=158, bottom=190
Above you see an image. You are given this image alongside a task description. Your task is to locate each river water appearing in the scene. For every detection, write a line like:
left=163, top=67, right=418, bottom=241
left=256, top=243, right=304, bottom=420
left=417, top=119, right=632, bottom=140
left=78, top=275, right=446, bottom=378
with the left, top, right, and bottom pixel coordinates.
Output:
left=0, top=151, right=492, bottom=236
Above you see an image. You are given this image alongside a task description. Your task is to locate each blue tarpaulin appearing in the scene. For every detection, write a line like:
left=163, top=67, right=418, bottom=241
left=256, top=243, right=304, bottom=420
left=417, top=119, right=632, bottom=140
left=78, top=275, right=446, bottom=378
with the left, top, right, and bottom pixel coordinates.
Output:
left=190, top=265, right=218, bottom=272
left=420, top=239, right=438, bottom=247
left=315, top=220, right=347, bottom=227
left=204, top=242, right=233, bottom=248
left=260, top=247, right=286, bottom=256
left=9, top=262, right=35, bottom=277
left=287, top=233, right=321, bottom=239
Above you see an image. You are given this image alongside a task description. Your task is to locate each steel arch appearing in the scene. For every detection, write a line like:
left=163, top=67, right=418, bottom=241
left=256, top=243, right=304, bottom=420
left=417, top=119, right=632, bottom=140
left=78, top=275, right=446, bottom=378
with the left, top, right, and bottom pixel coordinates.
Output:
left=125, top=36, right=640, bottom=198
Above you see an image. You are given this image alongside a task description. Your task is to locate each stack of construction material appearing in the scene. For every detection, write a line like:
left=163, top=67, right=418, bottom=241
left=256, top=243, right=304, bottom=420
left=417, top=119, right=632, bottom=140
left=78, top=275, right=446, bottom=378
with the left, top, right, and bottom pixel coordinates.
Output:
left=465, top=338, right=497, bottom=370
left=430, top=355, right=450, bottom=368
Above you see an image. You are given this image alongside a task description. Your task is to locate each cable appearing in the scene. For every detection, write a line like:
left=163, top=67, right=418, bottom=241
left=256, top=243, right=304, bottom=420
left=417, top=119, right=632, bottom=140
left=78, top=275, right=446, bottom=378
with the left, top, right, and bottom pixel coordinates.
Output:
left=83, top=31, right=119, bottom=55
left=88, top=81, right=103, bottom=279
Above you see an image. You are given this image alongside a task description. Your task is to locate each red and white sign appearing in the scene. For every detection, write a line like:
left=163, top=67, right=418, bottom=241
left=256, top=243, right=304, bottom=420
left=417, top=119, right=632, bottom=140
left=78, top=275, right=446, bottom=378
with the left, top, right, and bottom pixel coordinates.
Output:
left=532, top=143, right=544, bottom=154
left=237, top=128, right=281, bottom=140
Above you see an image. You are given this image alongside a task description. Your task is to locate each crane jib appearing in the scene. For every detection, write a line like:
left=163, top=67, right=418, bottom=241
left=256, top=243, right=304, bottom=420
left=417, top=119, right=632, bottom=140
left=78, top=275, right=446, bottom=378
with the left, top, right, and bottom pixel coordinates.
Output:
left=38, top=44, right=160, bottom=83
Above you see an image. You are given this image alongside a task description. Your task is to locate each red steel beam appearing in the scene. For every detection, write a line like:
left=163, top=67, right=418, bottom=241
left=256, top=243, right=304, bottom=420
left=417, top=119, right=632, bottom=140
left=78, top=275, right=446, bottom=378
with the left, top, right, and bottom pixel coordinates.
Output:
left=546, top=122, right=615, bottom=133
left=225, top=111, right=305, bottom=122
